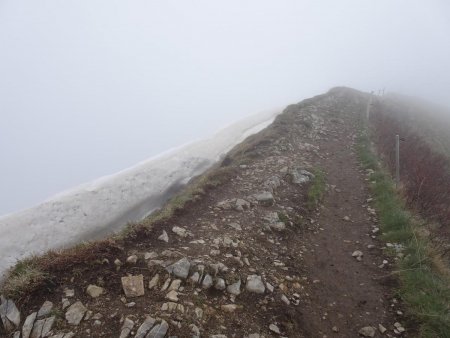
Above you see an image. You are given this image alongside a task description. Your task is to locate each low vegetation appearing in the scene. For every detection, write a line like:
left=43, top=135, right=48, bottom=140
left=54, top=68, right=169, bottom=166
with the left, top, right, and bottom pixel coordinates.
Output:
left=358, top=131, right=450, bottom=338
left=307, top=169, right=326, bottom=210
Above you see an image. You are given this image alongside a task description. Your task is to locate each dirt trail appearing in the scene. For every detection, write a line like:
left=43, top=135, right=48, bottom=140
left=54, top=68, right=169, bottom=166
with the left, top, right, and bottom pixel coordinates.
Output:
left=1, top=88, right=405, bottom=338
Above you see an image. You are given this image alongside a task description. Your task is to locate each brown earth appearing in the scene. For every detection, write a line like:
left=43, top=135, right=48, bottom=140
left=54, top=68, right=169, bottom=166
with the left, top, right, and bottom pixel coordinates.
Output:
left=1, top=88, right=408, bottom=337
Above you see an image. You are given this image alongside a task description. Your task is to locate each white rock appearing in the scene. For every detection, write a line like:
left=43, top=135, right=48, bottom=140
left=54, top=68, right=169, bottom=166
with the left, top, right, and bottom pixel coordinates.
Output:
left=86, top=285, right=104, bottom=298
left=135, top=316, right=156, bottom=338
left=121, top=275, right=145, bottom=297
left=37, top=301, right=53, bottom=318
left=126, top=255, right=138, bottom=264
left=166, top=257, right=191, bottom=279
left=269, top=323, right=281, bottom=334
left=22, top=312, right=37, bottom=338
left=158, top=230, right=169, bottom=243
left=358, top=326, right=376, bottom=337
left=172, top=226, right=188, bottom=237
left=146, top=319, right=169, bottom=338
left=65, top=301, right=87, bottom=325
left=246, top=275, right=265, bottom=294
left=119, top=317, right=134, bottom=338
left=227, top=280, right=241, bottom=295
left=148, top=274, right=160, bottom=289
left=202, top=274, right=213, bottom=289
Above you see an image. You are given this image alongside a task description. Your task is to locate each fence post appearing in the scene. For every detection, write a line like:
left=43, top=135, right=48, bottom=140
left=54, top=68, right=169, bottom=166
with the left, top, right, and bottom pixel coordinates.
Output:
left=365, top=94, right=373, bottom=124
left=395, top=134, right=400, bottom=187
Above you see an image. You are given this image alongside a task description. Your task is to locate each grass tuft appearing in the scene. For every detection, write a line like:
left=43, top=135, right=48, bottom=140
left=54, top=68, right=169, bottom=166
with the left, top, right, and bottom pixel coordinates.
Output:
left=357, top=130, right=450, bottom=338
left=307, top=169, right=326, bottom=209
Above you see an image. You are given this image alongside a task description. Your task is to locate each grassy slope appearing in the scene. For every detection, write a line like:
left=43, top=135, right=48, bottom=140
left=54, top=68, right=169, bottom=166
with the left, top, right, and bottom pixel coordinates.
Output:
left=357, top=131, right=450, bottom=338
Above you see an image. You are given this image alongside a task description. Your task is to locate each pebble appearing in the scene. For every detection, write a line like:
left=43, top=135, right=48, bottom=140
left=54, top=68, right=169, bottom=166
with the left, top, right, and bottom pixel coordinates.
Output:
left=269, top=323, right=281, bottom=334
left=65, top=301, right=87, bottom=325
left=246, top=275, right=265, bottom=294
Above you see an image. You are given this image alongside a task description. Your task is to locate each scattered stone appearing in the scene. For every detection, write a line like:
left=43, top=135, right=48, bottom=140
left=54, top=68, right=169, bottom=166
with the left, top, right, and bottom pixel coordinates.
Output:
left=394, top=322, right=405, bottom=333
left=168, top=279, right=182, bottom=291
left=114, top=259, right=122, bottom=268
left=254, top=191, right=274, bottom=206
left=161, top=277, right=171, bottom=291
left=221, top=304, right=242, bottom=313
left=146, top=320, right=169, bottom=338
left=246, top=275, right=265, bottom=294
left=62, top=299, right=70, bottom=310
left=63, top=288, right=75, bottom=298
left=148, top=274, right=160, bottom=289
left=358, top=326, right=376, bottom=337
left=228, top=222, right=242, bottom=231
left=235, top=198, right=251, bottom=211
left=166, top=257, right=191, bottom=279
left=135, top=316, right=156, bottom=338
left=352, top=250, right=364, bottom=261
left=289, top=168, right=314, bottom=184
left=189, top=272, right=201, bottom=284
left=119, top=317, right=134, bottom=338
left=158, top=230, right=169, bottom=243
left=269, top=323, right=281, bottom=334
left=144, top=252, right=158, bottom=260
left=65, top=301, right=87, bottom=325
left=166, top=290, right=179, bottom=302
left=0, top=297, right=21, bottom=331
left=266, top=282, right=274, bottom=293
left=86, top=285, right=104, bottom=298
left=22, top=312, right=37, bottom=338
left=172, top=226, right=188, bottom=237
left=343, top=216, right=351, bottom=222
left=281, top=294, right=290, bottom=305
left=37, top=301, right=53, bottom=318
left=227, top=279, right=241, bottom=295
left=332, top=326, right=339, bottom=332
left=202, top=274, right=213, bottom=289
left=126, top=255, right=138, bottom=264
left=378, top=324, right=387, bottom=334
left=121, top=275, right=145, bottom=298
left=190, top=324, right=201, bottom=336
left=31, top=316, right=55, bottom=338
left=215, top=278, right=226, bottom=291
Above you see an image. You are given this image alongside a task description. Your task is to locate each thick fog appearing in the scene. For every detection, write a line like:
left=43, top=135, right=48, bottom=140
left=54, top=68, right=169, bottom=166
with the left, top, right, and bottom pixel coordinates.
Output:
left=1, top=0, right=449, bottom=215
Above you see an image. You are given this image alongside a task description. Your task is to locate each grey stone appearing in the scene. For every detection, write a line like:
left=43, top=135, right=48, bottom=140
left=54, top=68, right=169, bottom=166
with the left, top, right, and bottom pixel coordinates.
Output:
left=227, top=279, right=241, bottom=295
left=119, top=317, right=134, bottom=338
left=37, top=301, right=53, bottom=318
left=13, top=332, right=20, bottom=338
left=166, top=258, right=190, bottom=279
left=254, top=192, right=274, bottom=206
left=148, top=274, right=160, bottom=289
left=189, top=272, right=200, bottom=284
left=358, top=326, right=376, bottom=337
left=22, top=312, right=37, bottom=338
left=228, top=222, right=242, bottom=231
left=86, top=285, right=104, bottom=298
left=158, top=230, right=169, bottom=243
left=0, top=296, right=21, bottom=332
left=235, top=199, right=250, bottom=211
left=172, top=226, right=188, bottom=237
left=202, top=274, right=213, bottom=289
left=135, top=316, right=156, bottom=338
left=65, top=301, right=87, bottom=325
left=30, top=319, right=45, bottom=338
left=269, top=324, right=281, bottom=334
left=126, top=255, right=138, bottom=264
left=290, top=168, right=314, bottom=184
left=246, top=275, right=265, bottom=294
left=146, top=320, right=169, bottom=338
left=41, top=316, right=56, bottom=337
left=121, top=275, right=145, bottom=297
left=214, top=278, right=226, bottom=290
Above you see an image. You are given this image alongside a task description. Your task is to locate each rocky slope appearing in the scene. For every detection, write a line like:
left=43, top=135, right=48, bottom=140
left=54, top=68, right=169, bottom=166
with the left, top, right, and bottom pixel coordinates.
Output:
left=1, top=88, right=408, bottom=337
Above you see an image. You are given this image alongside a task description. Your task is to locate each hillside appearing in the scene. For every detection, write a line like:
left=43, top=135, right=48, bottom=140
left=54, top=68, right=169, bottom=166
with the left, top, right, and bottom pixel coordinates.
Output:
left=1, top=87, right=442, bottom=337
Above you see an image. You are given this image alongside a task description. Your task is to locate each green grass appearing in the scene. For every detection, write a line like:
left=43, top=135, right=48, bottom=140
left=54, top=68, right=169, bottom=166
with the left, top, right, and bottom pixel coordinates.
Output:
left=307, top=169, right=326, bottom=209
left=357, top=131, right=450, bottom=338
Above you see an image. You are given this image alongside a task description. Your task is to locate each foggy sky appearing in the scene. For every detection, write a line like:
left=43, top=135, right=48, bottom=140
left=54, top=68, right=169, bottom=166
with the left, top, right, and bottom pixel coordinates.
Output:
left=1, top=0, right=450, bottom=215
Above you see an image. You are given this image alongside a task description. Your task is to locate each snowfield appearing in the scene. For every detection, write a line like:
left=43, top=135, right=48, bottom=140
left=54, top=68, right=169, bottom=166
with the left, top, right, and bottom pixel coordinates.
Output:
left=0, top=110, right=279, bottom=277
